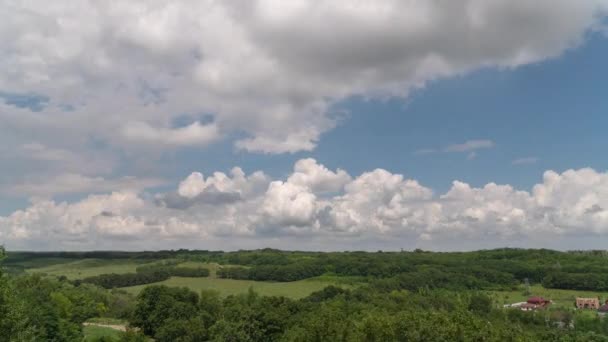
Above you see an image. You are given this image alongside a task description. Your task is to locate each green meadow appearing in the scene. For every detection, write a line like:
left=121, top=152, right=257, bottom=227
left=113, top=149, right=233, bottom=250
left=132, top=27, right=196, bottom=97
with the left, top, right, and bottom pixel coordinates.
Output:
left=120, top=276, right=341, bottom=298
left=83, top=325, right=122, bottom=341
left=26, top=258, right=153, bottom=280
left=25, top=258, right=343, bottom=299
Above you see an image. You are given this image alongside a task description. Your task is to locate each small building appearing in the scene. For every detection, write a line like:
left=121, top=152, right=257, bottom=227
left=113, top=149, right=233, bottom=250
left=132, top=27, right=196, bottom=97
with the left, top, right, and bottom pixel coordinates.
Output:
left=576, top=297, right=600, bottom=309
left=527, top=296, right=551, bottom=306
left=504, top=297, right=551, bottom=311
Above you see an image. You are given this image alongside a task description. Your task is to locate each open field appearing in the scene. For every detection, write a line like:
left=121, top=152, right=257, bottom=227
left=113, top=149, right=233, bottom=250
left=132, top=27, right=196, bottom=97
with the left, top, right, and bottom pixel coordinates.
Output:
left=20, top=257, right=608, bottom=307
left=22, top=257, right=344, bottom=299
left=83, top=325, right=123, bottom=341
left=26, top=258, right=155, bottom=280
left=120, top=276, right=341, bottom=298
left=490, top=284, right=608, bottom=309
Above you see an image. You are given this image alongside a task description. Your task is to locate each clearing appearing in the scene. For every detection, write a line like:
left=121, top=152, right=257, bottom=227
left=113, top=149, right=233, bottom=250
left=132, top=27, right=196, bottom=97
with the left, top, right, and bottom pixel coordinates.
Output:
left=490, top=284, right=608, bottom=309
left=120, top=276, right=341, bottom=298
left=26, top=258, right=156, bottom=280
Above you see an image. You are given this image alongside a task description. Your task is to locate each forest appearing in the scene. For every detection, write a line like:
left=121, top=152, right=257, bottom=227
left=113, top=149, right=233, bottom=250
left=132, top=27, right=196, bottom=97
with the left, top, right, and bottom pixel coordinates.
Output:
left=3, top=247, right=608, bottom=341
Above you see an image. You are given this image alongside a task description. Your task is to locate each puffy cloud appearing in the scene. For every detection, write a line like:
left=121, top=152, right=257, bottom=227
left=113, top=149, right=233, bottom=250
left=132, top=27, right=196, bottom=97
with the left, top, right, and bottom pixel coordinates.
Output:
left=1, top=0, right=607, bottom=160
left=287, top=158, right=351, bottom=193
left=4, top=159, right=608, bottom=250
left=174, top=167, right=270, bottom=200
left=261, top=181, right=319, bottom=228
left=531, top=169, right=608, bottom=233
left=325, top=169, right=434, bottom=234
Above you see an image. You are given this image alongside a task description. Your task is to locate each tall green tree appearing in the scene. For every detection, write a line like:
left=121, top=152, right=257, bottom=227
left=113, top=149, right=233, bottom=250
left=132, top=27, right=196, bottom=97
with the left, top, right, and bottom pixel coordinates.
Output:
left=0, top=246, right=38, bottom=342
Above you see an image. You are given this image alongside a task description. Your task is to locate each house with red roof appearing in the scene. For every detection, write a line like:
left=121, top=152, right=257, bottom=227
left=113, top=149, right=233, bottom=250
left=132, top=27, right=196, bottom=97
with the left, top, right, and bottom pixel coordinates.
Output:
left=519, top=296, right=551, bottom=311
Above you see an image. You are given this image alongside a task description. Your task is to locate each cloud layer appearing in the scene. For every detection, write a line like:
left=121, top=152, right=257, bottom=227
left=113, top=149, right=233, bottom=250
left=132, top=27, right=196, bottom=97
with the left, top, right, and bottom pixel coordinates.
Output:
left=2, top=1, right=608, bottom=250
left=2, top=159, right=608, bottom=250
left=1, top=0, right=607, bottom=161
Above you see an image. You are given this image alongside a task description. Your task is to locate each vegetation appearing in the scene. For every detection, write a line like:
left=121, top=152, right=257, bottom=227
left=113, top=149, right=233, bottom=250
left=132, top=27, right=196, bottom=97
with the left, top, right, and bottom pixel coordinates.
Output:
left=80, top=270, right=172, bottom=289
left=4, top=247, right=608, bottom=340
left=125, top=284, right=608, bottom=341
left=136, top=264, right=211, bottom=278
left=120, top=276, right=342, bottom=298
left=83, top=325, right=123, bottom=341
left=78, top=263, right=211, bottom=289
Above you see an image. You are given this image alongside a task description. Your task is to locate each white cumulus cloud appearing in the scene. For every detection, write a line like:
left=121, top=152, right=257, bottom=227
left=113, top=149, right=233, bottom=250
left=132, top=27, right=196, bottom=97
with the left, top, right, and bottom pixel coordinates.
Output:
left=3, top=159, right=608, bottom=250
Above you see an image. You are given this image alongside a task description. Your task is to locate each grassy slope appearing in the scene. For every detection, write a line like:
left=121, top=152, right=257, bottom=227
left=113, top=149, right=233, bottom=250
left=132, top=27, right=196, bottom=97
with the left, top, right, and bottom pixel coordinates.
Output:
left=120, top=276, right=339, bottom=299
left=26, top=259, right=153, bottom=280
left=26, top=258, right=342, bottom=299
left=119, top=261, right=345, bottom=298
left=17, top=257, right=608, bottom=307
left=83, top=325, right=122, bottom=341
left=490, top=284, right=608, bottom=309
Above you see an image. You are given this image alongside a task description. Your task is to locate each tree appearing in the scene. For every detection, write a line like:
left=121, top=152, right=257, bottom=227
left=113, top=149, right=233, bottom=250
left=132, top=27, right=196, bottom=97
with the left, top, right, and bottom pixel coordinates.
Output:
left=131, top=285, right=199, bottom=337
left=0, top=246, right=38, bottom=341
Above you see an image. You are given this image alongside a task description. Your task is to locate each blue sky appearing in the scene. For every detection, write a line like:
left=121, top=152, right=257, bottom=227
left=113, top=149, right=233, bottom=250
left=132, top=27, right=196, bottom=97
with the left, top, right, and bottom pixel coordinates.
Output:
left=162, top=32, right=608, bottom=195
left=2, top=1, right=608, bottom=251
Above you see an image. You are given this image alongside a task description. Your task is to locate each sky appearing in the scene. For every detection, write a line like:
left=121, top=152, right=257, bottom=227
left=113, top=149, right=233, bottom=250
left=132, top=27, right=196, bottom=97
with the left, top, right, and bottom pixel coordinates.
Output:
left=1, top=1, right=608, bottom=251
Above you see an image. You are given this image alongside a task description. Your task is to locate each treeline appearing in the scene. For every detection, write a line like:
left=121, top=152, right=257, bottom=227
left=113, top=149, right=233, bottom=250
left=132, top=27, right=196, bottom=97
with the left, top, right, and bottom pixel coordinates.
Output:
left=213, top=248, right=608, bottom=291
left=136, top=264, right=210, bottom=278
left=217, top=261, right=324, bottom=282
left=80, top=270, right=171, bottom=289
left=216, top=257, right=518, bottom=291
left=80, top=265, right=210, bottom=289
left=542, top=272, right=608, bottom=291
left=10, top=247, right=608, bottom=291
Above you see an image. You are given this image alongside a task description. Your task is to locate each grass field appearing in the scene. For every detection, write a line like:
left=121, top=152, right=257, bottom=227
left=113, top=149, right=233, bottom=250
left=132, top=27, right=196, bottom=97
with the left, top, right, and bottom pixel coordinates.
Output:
left=120, top=276, right=341, bottom=299
left=26, top=258, right=154, bottom=280
left=83, top=325, right=122, bottom=341
left=22, top=258, right=608, bottom=306
left=491, top=284, right=608, bottom=309
left=23, top=258, right=343, bottom=299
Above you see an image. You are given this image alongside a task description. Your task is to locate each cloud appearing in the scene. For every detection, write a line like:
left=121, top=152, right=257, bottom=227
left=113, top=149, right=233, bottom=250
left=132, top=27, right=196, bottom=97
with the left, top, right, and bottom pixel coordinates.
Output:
left=122, top=121, right=220, bottom=147
left=287, top=158, right=351, bottom=193
left=444, top=140, right=495, bottom=153
left=512, top=157, right=539, bottom=165
left=415, top=139, right=494, bottom=159
left=176, top=167, right=270, bottom=199
left=156, top=167, right=270, bottom=209
left=11, top=142, right=116, bottom=176
left=4, top=159, right=608, bottom=250
left=6, top=174, right=166, bottom=197
left=0, top=0, right=606, bottom=160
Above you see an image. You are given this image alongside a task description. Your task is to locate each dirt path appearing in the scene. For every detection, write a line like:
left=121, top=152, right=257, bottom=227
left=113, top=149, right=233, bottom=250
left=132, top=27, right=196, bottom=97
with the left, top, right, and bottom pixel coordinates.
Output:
left=83, top=322, right=128, bottom=332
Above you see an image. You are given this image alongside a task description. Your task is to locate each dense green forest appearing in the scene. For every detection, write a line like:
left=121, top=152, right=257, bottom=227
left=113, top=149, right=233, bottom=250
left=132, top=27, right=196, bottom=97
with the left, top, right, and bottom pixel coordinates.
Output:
left=3, top=247, right=608, bottom=341
left=8, top=247, right=606, bottom=291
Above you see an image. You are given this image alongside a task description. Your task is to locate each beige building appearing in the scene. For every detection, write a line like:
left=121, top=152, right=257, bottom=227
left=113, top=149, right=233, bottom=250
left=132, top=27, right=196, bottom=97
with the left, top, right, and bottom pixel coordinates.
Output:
left=576, top=297, right=600, bottom=309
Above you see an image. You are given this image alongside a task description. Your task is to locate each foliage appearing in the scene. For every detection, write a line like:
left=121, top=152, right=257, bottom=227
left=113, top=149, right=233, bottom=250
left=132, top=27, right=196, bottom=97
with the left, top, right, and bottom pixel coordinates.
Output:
left=80, top=270, right=172, bottom=289
left=136, top=264, right=210, bottom=278
left=7, top=247, right=608, bottom=341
